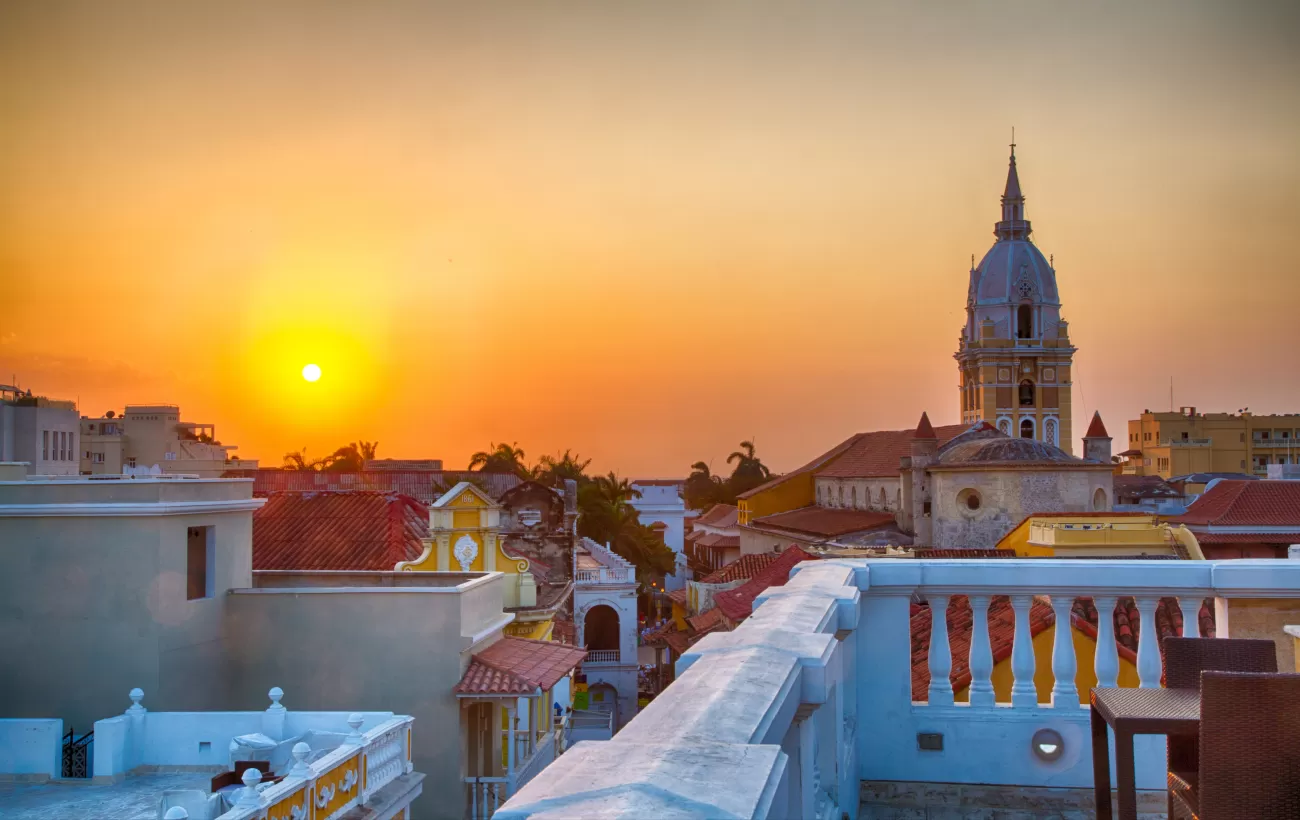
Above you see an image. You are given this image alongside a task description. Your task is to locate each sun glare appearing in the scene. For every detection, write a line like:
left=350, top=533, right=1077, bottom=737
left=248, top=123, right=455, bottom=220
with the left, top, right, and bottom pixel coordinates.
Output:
left=302, top=363, right=322, bottom=382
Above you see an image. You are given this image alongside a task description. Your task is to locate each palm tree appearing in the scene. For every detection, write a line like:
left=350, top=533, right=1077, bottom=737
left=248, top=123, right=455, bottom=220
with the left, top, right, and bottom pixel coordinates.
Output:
left=684, top=460, right=726, bottom=510
left=594, top=472, right=641, bottom=506
left=532, top=450, right=592, bottom=486
left=323, top=440, right=379, bottom=472
left=726, top=440, right=772, bottom=496
left=468, top=442, right=528, bottom=475
left=282, top=448, right=323, bottom=471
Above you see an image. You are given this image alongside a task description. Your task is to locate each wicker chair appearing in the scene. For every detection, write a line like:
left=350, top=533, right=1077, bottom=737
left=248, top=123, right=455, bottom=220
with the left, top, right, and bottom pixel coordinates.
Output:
left=1167, top=671, right=1300, bottom=819
left=1163, top=637, right=1277, bottom=820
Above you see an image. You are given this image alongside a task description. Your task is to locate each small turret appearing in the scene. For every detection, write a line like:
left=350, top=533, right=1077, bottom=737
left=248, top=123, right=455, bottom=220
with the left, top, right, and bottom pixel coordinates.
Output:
left=910, top=413, right=939, bottom=544
left=1083, top=412, right=1112, bottom=463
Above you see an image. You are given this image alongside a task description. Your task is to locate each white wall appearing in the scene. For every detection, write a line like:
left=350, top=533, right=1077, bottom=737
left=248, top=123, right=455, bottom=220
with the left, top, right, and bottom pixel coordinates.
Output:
left=0, top=718, right=63, bottom=778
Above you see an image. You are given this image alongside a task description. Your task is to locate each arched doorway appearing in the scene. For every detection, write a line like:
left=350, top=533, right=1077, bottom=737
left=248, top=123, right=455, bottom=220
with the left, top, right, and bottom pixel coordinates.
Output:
left=1020, top=418, right=1035, bottom=439
left=1093, top=488, right=1108, bottom=512
left=583, top=604, right=620, bottom=652
left=1017, top=304, right=1033, bottom=339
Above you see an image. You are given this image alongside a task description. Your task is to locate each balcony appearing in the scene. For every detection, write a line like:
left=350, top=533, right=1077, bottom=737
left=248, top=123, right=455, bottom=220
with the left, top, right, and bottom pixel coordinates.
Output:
left=0, top=686, right=420, bottom=820
left=494, top=558, right=1300, bottom=819
left=574, top=567, right=634, bottom=584
left=1253, top=438, right=1297, bottom=448
left=1160, top=438, right=1213, bottom=447
left=582, top=649, right=622, bottom=664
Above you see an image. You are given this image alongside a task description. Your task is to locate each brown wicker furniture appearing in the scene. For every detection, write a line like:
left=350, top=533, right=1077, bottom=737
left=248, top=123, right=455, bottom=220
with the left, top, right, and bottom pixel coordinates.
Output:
left=1167, top=671, right=1300, bottom=819
left=1091, top=687, right=1200, bottom=820
left=1162, top=637, right=1277, bottom=818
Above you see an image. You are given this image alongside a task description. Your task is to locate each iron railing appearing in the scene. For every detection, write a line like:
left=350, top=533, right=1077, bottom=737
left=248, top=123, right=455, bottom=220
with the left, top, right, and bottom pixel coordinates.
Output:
left=61, top=727, right=93, bottom=778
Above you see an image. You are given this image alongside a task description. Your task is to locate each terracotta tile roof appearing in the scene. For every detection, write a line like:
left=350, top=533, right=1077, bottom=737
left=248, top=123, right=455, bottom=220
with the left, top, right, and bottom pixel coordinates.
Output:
left=911, top=549, right=1016, bottom=559
left=699, top=552, right=782, bottom=584
left=1113, top=475, right=1182, bottom=500
left=666, top=589, right=687, bottom=607
left=736, top=434, right=869, bottom=500
left=712, top=547, right=817, bottom=621
left=1084, top=411, right=1109, bottom=438
left=1170, top=480, right=1300, bottom=527
left=911, top=595, right=1215, bottom=701
left=814, top=423, right=967, bottom=479
left=694, top=504, right=739, bottom=528
left=1194, top=531, right=1300, bottom=544
left=551, top=618, right=576, bottom=645
left=453, top=637, right=587, bottom=695
left=662, top=629, right=695, bottom=656
left=749, top=506, right=897, bottom=537
left=687, top=607, right=725, bottom=633
left=695, top=533, right=741, bottom=549
left=914, top=412, right=937, bottom=439
left=253, top=491, right=427, bottom=571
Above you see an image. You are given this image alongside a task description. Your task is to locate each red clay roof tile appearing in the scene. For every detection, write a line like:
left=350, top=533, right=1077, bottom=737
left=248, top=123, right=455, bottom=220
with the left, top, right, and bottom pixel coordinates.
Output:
left=749, top=506, right=897, bottom=537
left=694, top=504, right=739, bottom=528
left=1084, top=411, right=1109, bottom=439
left=699, top=553, right=782, bottom=584
left=914, top=412, right=937, bottom=439
left=1170, top=480, right=1300, bottom=527
left=814, top=424, right=967, bottom=479
left=453, top=637, right=587, bottom=695
left=712, top=547, right=818, bottom=621
left=253, top=491, right=427, bottom=572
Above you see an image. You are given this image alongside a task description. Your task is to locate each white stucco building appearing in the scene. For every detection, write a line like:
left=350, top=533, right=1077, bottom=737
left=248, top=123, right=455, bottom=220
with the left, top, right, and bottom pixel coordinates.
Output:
left=573, top=538, right=639, bottom=729
left=0, top=386, right=80, bottom=477
left=629, top=479, right=689, bottom=590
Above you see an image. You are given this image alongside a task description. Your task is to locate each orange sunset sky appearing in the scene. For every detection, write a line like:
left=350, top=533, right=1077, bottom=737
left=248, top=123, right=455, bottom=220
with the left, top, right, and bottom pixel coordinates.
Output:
left=2, top=1, right=1298, bottom=478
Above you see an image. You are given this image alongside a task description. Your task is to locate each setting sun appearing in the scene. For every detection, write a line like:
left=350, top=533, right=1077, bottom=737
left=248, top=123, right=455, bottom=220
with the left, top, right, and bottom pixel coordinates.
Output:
left=302, top=363, right=322, bottom=383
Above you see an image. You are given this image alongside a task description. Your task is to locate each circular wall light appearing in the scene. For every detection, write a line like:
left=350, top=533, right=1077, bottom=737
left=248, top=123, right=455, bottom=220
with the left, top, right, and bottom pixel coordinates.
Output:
left=1031, top=728, right=1064, bottom=762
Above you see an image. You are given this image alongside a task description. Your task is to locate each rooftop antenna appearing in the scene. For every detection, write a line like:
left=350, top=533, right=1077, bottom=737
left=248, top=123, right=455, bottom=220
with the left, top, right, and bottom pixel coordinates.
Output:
left=1010, top=126, right=1016, bottom=157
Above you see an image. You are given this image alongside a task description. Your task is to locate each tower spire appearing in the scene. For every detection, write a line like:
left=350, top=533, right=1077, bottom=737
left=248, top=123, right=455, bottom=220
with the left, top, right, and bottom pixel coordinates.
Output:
left=995, top=135, right=1030, bottom=241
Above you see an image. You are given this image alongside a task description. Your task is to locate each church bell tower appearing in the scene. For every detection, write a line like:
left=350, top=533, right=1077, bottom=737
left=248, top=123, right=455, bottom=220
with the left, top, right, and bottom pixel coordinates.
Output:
left=955, top=143, right=1076, bottom=454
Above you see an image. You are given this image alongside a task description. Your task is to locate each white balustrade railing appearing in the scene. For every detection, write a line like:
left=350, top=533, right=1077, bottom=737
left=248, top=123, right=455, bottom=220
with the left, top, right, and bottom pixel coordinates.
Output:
left=585, top=647, right=618, bottom=665
left=216, top=713, right=414, bottom=820
left=494, top=558, right=1300, bottom=819
left=514, top=730, right=556, bottom=789
left=574, top=567, right=635, bottom=584
left=465, top=776, right=509, bottom=819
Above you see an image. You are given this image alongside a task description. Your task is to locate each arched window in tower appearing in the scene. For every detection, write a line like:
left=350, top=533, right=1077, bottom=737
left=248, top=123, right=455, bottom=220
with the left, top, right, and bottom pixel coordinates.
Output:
left=1019, top=379, right=1035, bottom=406
left=850, top=486, right=857, bottom=508
left=879, top=488, right=887, bottom=508
left=1045, top=418, right=1057, bottom=447
left=1021, top=418, right=1035, bottom=439
left=837, top=485, right=844, bottom=507
left=1017, top=304, right=1033, bottom=339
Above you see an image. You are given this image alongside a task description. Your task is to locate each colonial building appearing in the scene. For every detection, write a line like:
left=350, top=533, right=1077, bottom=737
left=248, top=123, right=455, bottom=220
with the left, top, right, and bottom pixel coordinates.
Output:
left=0, top=384, right=80, bottom=476
left=956, top=144, right=1076, bottom=452
left=1120, top=406, right=1300, bottom=479
left=81, top=403, right=257, bottom=477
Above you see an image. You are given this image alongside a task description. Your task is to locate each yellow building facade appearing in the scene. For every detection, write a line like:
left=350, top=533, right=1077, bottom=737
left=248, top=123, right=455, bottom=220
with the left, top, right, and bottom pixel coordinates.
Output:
left=1122, top=407, right=1300, bottom=479
left=397, top=481, right=539, bottom=612
left=996, top=512, right=1205, bottom=560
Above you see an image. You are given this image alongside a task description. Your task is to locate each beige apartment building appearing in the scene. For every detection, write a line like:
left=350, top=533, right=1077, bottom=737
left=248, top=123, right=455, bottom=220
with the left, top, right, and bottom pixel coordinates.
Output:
left=80, top=403, right=257, bottom=477
left=1121, top=406, right=1300, bottom=478
left=0, top=386, right=81, bottom=477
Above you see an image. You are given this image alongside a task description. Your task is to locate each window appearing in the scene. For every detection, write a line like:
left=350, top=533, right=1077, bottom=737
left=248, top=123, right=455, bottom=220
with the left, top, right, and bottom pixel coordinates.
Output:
left=126, top=457, right=136, bottom=468
left=1017, top=304, right=1033, bottom=339
left=1019, top=380, right=1035, bottom=407
left=187, top=526, right=214, bottom=600
left=1092, top=488, right=1107, bottom=512
left=42, top=430, right=49, bottom=460
left=1021, top=418, right=1034, bottom=439
left=922, top=501, right=932, bottom=516
left=850, top=486, right=857, bottom=507
left=958, top=488, right=982, bottom=512
left=164, top=452, right=177, bottom=461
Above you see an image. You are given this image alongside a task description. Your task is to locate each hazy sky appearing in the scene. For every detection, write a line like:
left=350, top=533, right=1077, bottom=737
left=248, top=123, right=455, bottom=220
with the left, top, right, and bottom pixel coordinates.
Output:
left=2, top=1, right=1298, bottom=477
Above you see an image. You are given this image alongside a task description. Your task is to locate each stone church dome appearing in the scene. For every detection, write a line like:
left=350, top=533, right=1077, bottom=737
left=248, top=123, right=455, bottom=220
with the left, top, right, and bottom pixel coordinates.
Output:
left=962, top=144, right=1063, bottom=341
left=934, top=423, right=1084, bottom=468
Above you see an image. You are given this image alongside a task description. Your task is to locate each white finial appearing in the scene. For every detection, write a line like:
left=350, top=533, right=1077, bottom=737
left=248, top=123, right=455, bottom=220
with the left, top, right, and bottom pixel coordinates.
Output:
left=290, top=741, right=313, bottom=778
left=126, top=688, right=145, bottom=715
left=267, top=687, right=285, bottom=713
left=163, top=808, right=190, bottom=820
left=346, top=714, right=365, bottom=745
left=237, top=767, right=264, bottom=807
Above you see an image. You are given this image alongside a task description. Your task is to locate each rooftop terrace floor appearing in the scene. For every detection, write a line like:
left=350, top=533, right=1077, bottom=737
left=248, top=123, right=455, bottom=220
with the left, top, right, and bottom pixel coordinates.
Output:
left=0, top=772, right=214, bottom=819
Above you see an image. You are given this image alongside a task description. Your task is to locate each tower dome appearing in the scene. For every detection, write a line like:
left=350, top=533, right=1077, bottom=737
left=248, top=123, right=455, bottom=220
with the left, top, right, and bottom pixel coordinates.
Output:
left=963, top=144, right=1062, bottom=344
left=954, top=142, right=1078, bottom=454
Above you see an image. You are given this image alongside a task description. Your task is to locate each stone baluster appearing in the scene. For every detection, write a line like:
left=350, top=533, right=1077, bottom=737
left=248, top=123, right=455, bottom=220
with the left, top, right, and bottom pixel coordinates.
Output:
left=926, top=595, right=954, bottom=706
left=1178, top=596, right=1201, bottom=637
left=1092, top=596, right=1120, bottom=689
left=163, top=808, right=189, bottom=820
left=289, top=742, right=313, bottom=779
left=1049, top=596, right=1079, bottom=708
left=966, top=595, right=995, bottom=708
left=1009, top=595, right=1038, bottom=707
left=237, top=767, right=264, bottom=808
left=346, top=714, right=365, bottom=746
left=1134, top=596, right=1162, bottom=687
left=263, top=686, right=286, bottom=740
left=126, top=688, right=146, bottom=770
